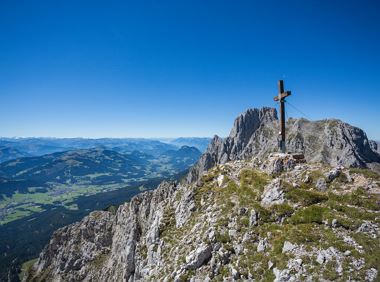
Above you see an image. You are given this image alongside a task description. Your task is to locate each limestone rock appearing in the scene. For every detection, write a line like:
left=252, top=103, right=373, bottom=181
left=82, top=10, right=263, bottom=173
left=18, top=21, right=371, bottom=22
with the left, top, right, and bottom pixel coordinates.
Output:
left=249, top=209, right=259, bottom=226
left=175, top=189, right=195, bottom=227
left=261, top=153, right=296, bottom=175
left=261, top=179, right=285, bottom=207
left=366, top=268, right=378, bottom=282
left=282, top=241, right=297, bottom=253
left=257, top=238, right=270, bottom=252
left=185, top=244, right=212, bottom=270
left=315, top=177, right=327, bottom=191
left=325, top=167, right=341, bottom=183
left=369, top=140, right=380, bottom=155
left=357, top=221, right=378, bottom=238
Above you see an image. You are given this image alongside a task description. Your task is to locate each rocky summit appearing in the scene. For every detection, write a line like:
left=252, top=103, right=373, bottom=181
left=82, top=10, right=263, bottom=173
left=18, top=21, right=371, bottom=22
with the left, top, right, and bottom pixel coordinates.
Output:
left=24, top=108, right=380, bottom=281
left=187, top=107, right=380, bottom=183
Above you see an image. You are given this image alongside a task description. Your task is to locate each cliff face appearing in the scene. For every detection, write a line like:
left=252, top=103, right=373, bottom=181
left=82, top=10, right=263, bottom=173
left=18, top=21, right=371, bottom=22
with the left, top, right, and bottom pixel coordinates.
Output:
left=187, top=108, right=380, bottom=183
left=25, top=108, right=380, bottom=281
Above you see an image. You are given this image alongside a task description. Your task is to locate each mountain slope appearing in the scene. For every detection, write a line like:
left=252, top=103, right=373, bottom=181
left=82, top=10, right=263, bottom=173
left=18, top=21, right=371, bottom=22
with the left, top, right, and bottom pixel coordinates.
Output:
left=25, top=155, right=380, bottom=281
left=0, top=148, right=151, bottom=184
left=0, top=146, right=30, bottom=164
left=24, top=108, right=380, bottom=281
left=0, top=146, right=201, bottom=185
left=187, top=107, right=380, bottom=183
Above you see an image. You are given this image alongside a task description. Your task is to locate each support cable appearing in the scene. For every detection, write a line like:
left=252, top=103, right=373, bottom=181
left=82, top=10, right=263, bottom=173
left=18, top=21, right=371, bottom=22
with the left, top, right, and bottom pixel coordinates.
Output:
left=286, top=101, right=311, bottom=120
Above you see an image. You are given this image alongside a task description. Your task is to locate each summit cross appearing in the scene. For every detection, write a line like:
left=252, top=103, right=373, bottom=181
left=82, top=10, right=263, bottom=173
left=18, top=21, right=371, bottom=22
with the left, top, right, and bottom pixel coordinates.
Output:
left=273, top=80, right=291, bottom=153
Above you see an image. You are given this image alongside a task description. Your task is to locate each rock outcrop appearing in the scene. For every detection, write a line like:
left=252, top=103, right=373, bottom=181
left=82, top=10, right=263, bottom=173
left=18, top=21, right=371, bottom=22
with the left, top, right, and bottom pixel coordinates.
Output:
left=187, top=108, right=380, bottom=183
left=370, top=140, right=380, bottom=155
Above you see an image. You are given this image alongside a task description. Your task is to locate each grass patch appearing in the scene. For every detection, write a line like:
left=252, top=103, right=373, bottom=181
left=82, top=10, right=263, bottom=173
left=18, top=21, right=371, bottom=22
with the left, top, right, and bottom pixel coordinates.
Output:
left=289, top=205, right=328, bottom=224
left=270, top=203, right=294, bottom=219
left=216, top=231, right=231, bottom=243
left=286, top=188, right=328, bottom=206
left=328, top=189, right=380, bottom=211
left=350, top=168, right=380, bottom=181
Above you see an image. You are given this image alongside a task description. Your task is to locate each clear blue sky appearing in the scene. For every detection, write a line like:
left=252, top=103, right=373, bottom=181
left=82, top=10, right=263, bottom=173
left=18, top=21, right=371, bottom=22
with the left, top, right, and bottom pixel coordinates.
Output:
left=1, top=0, right=379, bottom=139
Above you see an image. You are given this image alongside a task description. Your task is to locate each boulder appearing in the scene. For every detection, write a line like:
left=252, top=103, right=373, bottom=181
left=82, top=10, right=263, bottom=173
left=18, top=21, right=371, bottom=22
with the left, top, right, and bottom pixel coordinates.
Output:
left=261, top=153, right=296, bottom=175
left=325, top=167, right=341, bottom=183
left=282, top=241, right=297, bottom=253
left=257, top=238, right=270, bottom=252
left=315, top=178, right=327, bottom=191
left=261, top=179, right=285, bottom=207
left=185, top=244, right=212, bottom=270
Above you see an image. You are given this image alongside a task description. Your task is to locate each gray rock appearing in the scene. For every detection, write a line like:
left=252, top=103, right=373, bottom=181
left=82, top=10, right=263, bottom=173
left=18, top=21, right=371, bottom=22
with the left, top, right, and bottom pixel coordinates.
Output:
left=249, top=209, right=259, bottom=226
left=316, top=178, right=327, bottom=191
left=261, top=153, right=296, bottom=175
left=282, top=241, right=297, bottom=253
left=325, top=167, right=341, bottom=183
left=273, top=267, right=291, bottom=282
left=185, top=244, right=212, bottom=270
left=332, top=218, right=338, bottom=228
left=257, top=238, right=270, bottom=252
left=261, top=179, right=285, bottom=207
left=369, top=140, right=380, bottom=155
left=357, top=221, right=377, bottom=237
left=366, top=268, right=378, bottom=282
left=316, top=252, right=325, bottom=264
left=175, top=189, right=196, bottom=227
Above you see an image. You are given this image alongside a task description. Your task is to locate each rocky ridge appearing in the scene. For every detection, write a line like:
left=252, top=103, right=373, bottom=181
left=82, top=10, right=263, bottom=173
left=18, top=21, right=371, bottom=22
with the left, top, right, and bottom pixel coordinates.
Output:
left=24, top=108, right=380, bottom=281
left=25, top=154, right=380, bottom=281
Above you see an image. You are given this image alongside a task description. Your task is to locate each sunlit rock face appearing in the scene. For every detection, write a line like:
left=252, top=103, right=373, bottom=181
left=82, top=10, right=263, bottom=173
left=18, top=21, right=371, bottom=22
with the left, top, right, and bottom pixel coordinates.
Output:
left=187, top=107, right=380, bottom=183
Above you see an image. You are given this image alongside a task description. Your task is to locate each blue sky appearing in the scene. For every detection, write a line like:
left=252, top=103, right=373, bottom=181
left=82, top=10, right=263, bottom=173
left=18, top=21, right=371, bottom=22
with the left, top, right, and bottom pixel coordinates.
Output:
left=0, top=0, right=379, bottom=139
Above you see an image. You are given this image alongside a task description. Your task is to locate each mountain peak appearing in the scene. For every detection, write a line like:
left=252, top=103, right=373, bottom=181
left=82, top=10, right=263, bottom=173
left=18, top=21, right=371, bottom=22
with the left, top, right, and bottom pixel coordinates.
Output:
left=229, top=107, right=278, bottom=141
left=186, top=107, right=380, bottom=183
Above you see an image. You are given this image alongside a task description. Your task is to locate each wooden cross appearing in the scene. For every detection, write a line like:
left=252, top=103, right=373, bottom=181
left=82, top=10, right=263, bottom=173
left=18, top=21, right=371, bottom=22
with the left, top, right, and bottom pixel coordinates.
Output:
left=273, top=80, right=291, bottom=153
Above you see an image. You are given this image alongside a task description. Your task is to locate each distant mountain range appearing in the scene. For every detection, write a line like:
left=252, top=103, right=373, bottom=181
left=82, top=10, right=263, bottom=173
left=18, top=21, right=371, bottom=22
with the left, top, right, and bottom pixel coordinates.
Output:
left=0, top=146, right=31, bottom=163
left=0, top=137, right=211, bottom=163
left=160, top=137, right=212, bottom=152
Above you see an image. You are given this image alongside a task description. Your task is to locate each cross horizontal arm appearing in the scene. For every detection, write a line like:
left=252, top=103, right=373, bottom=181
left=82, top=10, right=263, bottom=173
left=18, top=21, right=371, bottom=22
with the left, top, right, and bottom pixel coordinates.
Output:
left=273, top=91, right=291, bottom=101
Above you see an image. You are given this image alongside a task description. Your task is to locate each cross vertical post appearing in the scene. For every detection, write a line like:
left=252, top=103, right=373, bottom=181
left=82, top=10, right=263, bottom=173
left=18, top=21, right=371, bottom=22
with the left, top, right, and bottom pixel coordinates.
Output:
left=273, top=80, right=291, bottom=153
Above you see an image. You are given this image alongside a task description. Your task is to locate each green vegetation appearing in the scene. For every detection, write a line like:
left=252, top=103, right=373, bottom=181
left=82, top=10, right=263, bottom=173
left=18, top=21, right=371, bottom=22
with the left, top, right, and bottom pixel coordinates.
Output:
left=191, top=166, right=379, bottom=280
left=18, top=258, right=37, bottom=281
left=289, top=205, right=328, bottom=224
left=286, top=188, right=328, bottom=206
left=350, top=168, right=380, bottom=181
